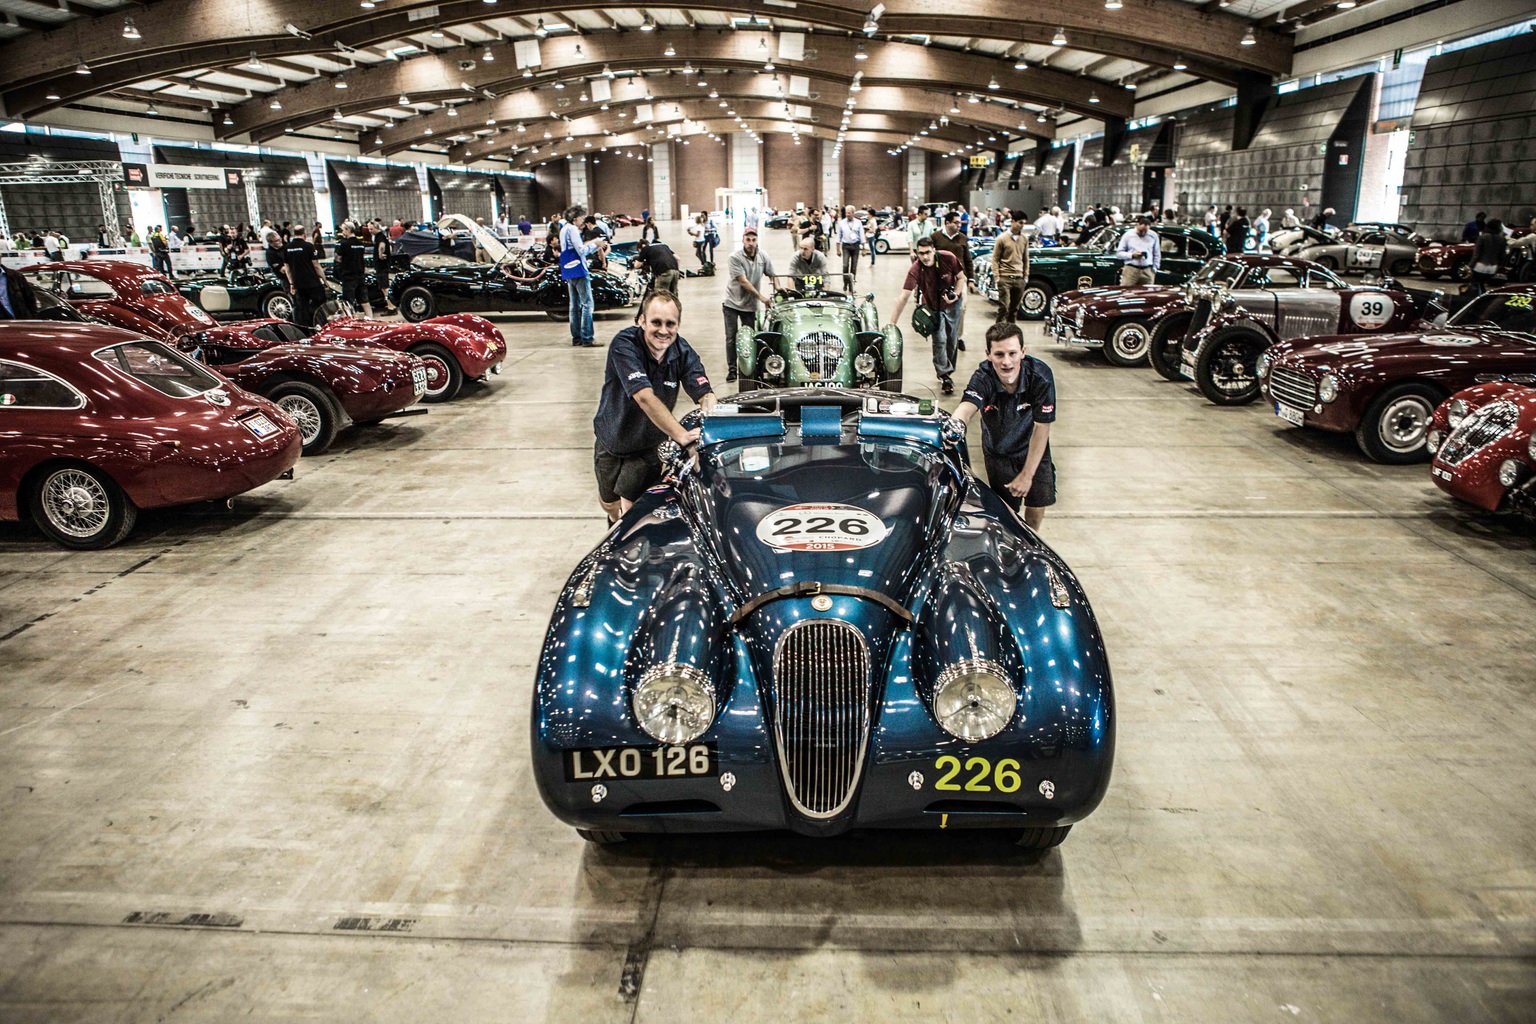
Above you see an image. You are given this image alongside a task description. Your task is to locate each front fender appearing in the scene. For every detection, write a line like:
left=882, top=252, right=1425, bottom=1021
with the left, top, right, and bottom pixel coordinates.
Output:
left=880, top=324, right=903, bottom=374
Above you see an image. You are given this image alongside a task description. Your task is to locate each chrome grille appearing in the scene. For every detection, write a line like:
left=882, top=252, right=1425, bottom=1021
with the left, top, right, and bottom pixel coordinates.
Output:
left=770, top=619, right=871, bottom=819
left=1438, top=401, right=1519, bottom=467
left=1277, top=313, right=1335, bottom=339
left=1188, top=299, right=1213, bottom=337
left=795, top=331, right=845, bottom=379
left=1269, top=366, right=1318, bottom=409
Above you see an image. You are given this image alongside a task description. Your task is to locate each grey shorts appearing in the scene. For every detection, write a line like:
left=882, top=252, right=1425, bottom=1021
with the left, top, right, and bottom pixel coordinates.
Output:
left=983, top=449, right=1057, bottom=512
left=594, top=442, right=663, bottom=504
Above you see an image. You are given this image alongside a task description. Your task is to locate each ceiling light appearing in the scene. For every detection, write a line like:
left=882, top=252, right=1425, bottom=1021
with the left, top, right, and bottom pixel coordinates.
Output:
left=483, top=47, right=494, bottom=62
left=245, top=52, right=262, bottom=70
left=222, top=111, right=233, bottom=125
left=1125, top=80, right=1137, bottom=90
left=516, top=122, right=526, bottom=131
left=1172, top=54, right=1188, bottom=70
left=968, top=93, right=979, bottom=103
left=664, top=43, right=676, bottom=56
left=1337, top=0, right=1357, bottom=6
left=949, top=100, right=959, bottom=113
left=431, top=25, right=445, bottom=38
left=269, top=96, right=283, bottom=109
left=487, top=117, right=496, bottom=125
left=1241, top=26, right=1256, bottom=45
left=855, top=43, right=868, bottom=60
left=360, top=0, right=374, bottom=6
left=603, top=64, right=615, bottom=78
left=399, top=94, right=410, bottom=105
left=1088, top=90, right=1099, bottom=104
left=45, top=89, right=60, bottom=100
left=425, top=126, right=434, bottom=135
left=554, top=81, right=564, bottom=89
left=122, top=17, right=140, bottom=39
left=535, top=18, right=548, bottom=37
left=447, top=105, right=458, bottom=116
left=640, top=14, right=655, bottom=31
left=146, top=102, right=158, bottom=116
left=375, top=135, right=383, bottom=144
left=335, top=78, right=348, bottom=88
left=1051, top=27, right=1068, bottom=46
left=1014, top=56, right=1028, bottom=70
left=988, top=76, right=999, bottom=90
left=1105, top=0, right=1122, bottom=8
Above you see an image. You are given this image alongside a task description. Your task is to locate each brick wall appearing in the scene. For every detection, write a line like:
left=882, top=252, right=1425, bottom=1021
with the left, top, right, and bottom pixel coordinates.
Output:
left=589, top=151, right=651, bottom=219
left=672, top=138, right=729, bottom=217
left=840, top=143, right=904, bottom=210
left=762, top=134, right=820, bottom=214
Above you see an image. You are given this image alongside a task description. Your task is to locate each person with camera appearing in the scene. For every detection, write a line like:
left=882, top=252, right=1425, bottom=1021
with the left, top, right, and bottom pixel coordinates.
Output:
left=948, top=321, right=1057, bottom=531
left=592, top=291, right=716, bottom=523
left=889, top=236, right=965, bottom=395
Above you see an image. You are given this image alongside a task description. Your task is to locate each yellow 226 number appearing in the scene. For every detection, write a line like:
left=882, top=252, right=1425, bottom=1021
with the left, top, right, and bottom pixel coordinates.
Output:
left=933, top=754, right=1021, bottom=793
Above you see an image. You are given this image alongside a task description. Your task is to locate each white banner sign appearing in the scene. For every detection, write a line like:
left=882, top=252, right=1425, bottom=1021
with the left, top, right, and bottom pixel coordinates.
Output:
left=146, top=165, right=227, bottom=190
left=514, top=38, right=542, bottom=69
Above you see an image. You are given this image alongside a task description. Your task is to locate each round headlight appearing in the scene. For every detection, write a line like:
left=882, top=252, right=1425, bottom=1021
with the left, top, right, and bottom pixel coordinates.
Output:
left=1447, top=399, right=1469, bottom=428
left=763, top=353, right=786, bottom=378
left=1318, top=374, right=1339, bottom=403
left=932, top=660, right=1018, bottom=742
left=854, top=352, right=876, bottom=377
left=1426, top=429, right=1444, bottom=455
left=1499, top=459, right=1523, bottom=488
left=632, top=664, right=715, bottom=745
left=1255, top=352, right=1271, bottom=378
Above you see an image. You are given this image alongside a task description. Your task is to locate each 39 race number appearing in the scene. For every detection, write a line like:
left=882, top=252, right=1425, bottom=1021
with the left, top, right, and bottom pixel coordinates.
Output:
left=1348, top=293, right=1393, bottom=330
left=932, top=754, right=1023, bottom=793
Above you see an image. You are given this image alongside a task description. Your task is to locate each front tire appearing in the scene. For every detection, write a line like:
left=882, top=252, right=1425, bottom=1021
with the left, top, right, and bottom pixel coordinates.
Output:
left=1315, top=255, right=1339, bottom=271
left=1103, top=319, right=1151, bottom=367
left=1451, top=255, right=1472, bottom=282
left=1018, top=281, right=1053, bottom=321
left=576, top=829, right=628, bottom=845
left=1148, top=312, right=1192, bottom=381
left=262, top=290, right=295, bottom=321
left=874, top=238, right=891, bottom=254
left=399, top=286, right=435, bottom=323
left=268, top=381, right=341, bottom=456
left=1012, top=825, right=1071, bottom=850
left=29, top=463, right=137, bottom=549
left=410, top=342, right=463, bottom=402
left=545, top=308, right=569, bottom=321
left=1355, top=383, right=1440, bottom=463
left=1193, top=324, right=1267, bottom=405
left=1389, top=257, right=1414, bottom=277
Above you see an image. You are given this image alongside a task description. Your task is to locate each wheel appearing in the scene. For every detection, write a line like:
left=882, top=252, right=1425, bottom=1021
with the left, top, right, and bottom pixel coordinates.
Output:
left=28, top=463, right=137, bottom=549
left=1355, top=383, right=1440, bottom=463
left=1017, top=281, right=1053, bottom=321
left=1518, top=261, right=1536, bottom=284
left=261, top=290, right=295, bottom=321
left=1103, top=319, right=1152, bottom=367
left=313, top=299, right=342, bottom=326
left=410, top=342, right=463, bottom=403
left=546, top=308, right=569, bottom=321
left=874, top=237, right=891, bottom=254
left=1011, top=825, right=1071, bottom=850
left=268, top=381, right=340, bottom=456
left=1388, top=257, right=1414, bottom=276
left=399, top=286, right=435, bottom=322
left=1147, top=312, right=1192, bottom=381
left=1451, top=255, right=1472, bottom=282
left=1315, top=255, right=1338, bottom=271
left=1193, top=324, right=1267, bottom=405
left=576, top=829, right=628, bottom=845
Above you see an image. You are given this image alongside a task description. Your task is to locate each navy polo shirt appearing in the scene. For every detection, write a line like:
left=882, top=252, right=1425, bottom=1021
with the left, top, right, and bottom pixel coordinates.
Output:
left=594, top=326, right=713, bottom=456
left=960, top=356, right=1057, bottom=459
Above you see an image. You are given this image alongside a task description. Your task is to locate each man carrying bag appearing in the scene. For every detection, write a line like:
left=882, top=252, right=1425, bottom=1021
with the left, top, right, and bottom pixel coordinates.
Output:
left=889, top=236, right=965, bottom=395
left=560, top=204, right=608, bottom=347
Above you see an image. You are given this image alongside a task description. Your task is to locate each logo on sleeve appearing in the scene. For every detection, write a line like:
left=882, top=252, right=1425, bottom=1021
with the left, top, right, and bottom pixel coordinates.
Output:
left=1040, top=404, right=1055, bottom=414
left=659, top=379, right=678, bottom=389
left=696, top=375, right=709, bottom=386
left=625, top=370, right=649, bottom=383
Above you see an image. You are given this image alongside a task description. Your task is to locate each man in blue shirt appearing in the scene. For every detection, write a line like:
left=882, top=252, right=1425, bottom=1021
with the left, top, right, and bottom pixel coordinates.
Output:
left=560, top=204, right=609, bottom=347
left=1115, top=216, right=1161, bottom=286
left=949, top=321, right=1057, bottom=530
left=592, top=292, right=717, bottom=522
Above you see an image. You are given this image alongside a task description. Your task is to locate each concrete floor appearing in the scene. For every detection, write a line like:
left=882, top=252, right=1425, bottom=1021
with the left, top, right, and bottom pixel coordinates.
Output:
left=1, top=223, right=1534, bottom=1022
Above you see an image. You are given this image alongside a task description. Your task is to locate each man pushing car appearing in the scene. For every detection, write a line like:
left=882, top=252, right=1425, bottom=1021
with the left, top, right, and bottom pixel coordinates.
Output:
left=592, top=291, right=717, bottom=523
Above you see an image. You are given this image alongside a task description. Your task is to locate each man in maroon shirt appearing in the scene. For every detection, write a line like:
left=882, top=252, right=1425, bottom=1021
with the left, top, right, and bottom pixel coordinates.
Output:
left=889, top=235, right=966, bottom=394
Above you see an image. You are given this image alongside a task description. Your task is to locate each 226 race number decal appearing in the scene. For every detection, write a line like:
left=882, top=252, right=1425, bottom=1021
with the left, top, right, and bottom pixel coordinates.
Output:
left=756, top=502, right=888, bottom=552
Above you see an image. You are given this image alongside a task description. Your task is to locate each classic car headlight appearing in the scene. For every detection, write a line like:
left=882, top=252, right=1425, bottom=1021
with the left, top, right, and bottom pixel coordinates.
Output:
left=632, top=663, right=715, bottom=745
left=763, top=354, right=786, bottom=378
left=933, top=660, right=1017, bottom=742
left=1447, top=398, right=1469, bottom=428
left=1318, top=374, right=1339, bottom=403
left=1255, top=352, right=1271, bottom=378
left=1426, top=429, right=1444, bottom=455
left=1075, top=307, right=1086, bottom=327
left=1499, top=460, right=1525, bottom=488
left=854, top=352, right=876, bottom=377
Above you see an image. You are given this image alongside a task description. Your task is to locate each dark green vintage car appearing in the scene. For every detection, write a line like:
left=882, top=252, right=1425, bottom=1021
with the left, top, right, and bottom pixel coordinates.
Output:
left=736, top=280, right=903, bottom=391
left=177, top=265, right=298, bottom=322
left=1016, top=225, right=1225, bottom=320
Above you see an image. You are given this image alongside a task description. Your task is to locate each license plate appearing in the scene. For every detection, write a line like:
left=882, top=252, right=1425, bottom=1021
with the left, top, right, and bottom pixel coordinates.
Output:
left=1275, top=403, right=1305, bottom=427
left=243, top=413, right=279, bottom=438
left=1179, top=354, right=1196, bottom=379
left=1432, top=465, right=1452, bottom=481
left=563, top=743, right=718, bottom=782
left=412, top=367, right=427, bottom=396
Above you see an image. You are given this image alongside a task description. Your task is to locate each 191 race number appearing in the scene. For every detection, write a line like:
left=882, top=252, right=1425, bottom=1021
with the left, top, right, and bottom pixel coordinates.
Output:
left=755, top=503, right=888, bottom=552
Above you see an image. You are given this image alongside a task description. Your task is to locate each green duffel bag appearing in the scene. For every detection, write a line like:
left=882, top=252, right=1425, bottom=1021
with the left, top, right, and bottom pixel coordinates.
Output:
left=911, top=302, right=938, bottom=338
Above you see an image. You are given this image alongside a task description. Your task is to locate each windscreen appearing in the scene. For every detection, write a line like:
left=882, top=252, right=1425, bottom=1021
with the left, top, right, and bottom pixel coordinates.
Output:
left=1448, top=293, right=1536, bottom=335
left=94, top=340, right=223, bottom=397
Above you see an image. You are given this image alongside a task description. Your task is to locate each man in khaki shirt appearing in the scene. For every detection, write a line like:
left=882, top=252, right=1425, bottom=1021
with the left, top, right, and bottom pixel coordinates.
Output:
left=991, top=211, right=1029, bottom=323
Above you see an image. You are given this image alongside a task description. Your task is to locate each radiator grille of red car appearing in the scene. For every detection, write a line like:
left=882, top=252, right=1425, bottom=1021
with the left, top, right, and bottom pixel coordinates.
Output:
left=1269, top=366, right=1319, bottom=410
left=770, top=618, right=871, bottom=819
left=1188, top=299, right=1213, bottom=337
left=1438, top=401, right=1519, bottom=467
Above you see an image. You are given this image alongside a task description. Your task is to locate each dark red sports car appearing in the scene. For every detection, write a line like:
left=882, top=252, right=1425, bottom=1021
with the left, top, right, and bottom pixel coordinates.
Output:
left=0, top=322, right=301, bottom=549
left=23, top=261, right=427, bottom=454
left=1427, top=382, right=1536, bottom=518
left=310, top=313, right=507, bottom=403
left=1258, top=286, right=1536, bottom=463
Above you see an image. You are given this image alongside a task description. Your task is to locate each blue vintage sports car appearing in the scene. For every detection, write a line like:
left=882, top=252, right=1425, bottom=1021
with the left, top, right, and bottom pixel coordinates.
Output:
left=532, top=389, right=1115, bottom=849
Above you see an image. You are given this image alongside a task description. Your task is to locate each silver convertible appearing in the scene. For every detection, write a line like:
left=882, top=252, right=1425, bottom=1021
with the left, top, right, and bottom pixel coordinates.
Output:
left=1289, top=225, right=1429, bottom=277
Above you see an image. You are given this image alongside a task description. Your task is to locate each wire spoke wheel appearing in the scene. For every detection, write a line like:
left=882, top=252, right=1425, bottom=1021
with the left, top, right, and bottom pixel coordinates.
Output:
left=41, top=469, right=109, bottom=539
left=277, top=394, right=324, bottom=445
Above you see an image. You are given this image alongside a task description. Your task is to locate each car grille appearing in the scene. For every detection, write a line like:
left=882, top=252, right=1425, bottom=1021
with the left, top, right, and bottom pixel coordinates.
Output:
left=770, top=619, right=871, bottom=819
left=795, top=331, right=845, bottom=379
left=1438, top=401, right=1519, bottom=467
left=1269, top=366, right=1318, bottom=409
left=1188, top=299, right=1213, bottom=337
left=1277, top=312, right=1335, bottom=339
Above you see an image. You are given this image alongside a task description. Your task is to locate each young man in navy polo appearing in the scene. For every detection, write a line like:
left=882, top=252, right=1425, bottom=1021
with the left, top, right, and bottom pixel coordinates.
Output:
left=592, top=291, right=716, bottom=522
left=950, top=321, right=1057, bottom=530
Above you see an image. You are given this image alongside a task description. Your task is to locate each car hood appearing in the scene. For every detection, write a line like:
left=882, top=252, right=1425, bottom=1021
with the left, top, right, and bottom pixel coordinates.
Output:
left=698, top=439, right=944, bottom=605
left=1059, top=285, right=1181, bottom=310
left=774, top=299, right=859, bottom=335
left=1275, top=328, right=1536, bottom=370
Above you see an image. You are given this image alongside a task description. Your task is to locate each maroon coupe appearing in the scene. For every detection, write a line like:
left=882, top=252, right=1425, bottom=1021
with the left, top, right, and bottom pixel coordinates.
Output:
left=1258, top=286, right=1536, bottom=463
left=0, top=322, right=301, bottom=549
